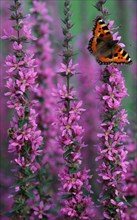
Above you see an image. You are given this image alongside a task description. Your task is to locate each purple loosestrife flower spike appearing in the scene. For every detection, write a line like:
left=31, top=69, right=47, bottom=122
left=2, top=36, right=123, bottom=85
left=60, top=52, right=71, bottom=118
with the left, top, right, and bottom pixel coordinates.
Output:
left=78, top=43, right=102, bottom=217
left=56, top=0, right=95, bottom=219
left=3, top=0, right=43, bottom=218
left=29, top=1, right=63, bottom=218
left=96, top=65, right=129, bottom=219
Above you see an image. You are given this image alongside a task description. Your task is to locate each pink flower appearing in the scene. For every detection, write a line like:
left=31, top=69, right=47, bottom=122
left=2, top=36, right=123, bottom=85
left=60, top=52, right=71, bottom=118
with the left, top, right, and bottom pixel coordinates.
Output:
left=23, top=15, right=37, bottom=41
left=53, top=84, right=75, bottom=100
left=16, top=70, right=37, bottom=92
left=30, top=1, right=52, bottom=21
left=2, top=1, right=43, bottom=218
left=5, top=55, right=24, bottom=73
left=1, top=28, right=15, bottom=40
left=108, top=20, right=125, bottom=47
left=61, top=116, right=73, bottom=136
left=103, top=85, right=121, bottom=109
left=31, top=201, right=50, bottom=219
left=30, top=1, right=64, bottom=217
left=58, top=59, right=78, bottom=75
left=7, top=98, right=23, bottom=111
left=55, top=1, right=95, bottom=218
left=5, top=78, right=23, bottom=97
left=96, top=66, right=129, bottom=219
left=8, top=138, right=24, bottom=153
left=24, top=54, right=36, bottom=68
left=30, top=162, right=40, bottom=173
left=15, top=156, right=31, bottom=168
left=69, top=101, right=85, bottom=116
left=98, top=123, right=114, bottom=141
left=13, top=42, right=23, bottom=51
left=16, top=125, right=32, bottom=141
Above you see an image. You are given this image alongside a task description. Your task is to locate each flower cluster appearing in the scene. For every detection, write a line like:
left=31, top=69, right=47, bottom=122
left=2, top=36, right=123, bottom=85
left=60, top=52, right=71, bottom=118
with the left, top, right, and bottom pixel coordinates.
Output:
left=31, top=201, right=50, bottom=219
left=3, top=0, right=43, bottom=218
left=30, top=0, right=62, bottom=173
left=56, top=73, right=95, bottom=219
left=1, top=0, right=135, bottom=219
left=29, top=1, right=63, bottom=218
left=96, top=65, right=129, bottom=219
left=58, top=59, right=78, bottom=76
left=108, top=20, right=125, bottom=48
left=78, top=39, right=100, bottom=182
left=56, top=1, right=95, bottom=217
left=77, top=41, right=102, bottom=217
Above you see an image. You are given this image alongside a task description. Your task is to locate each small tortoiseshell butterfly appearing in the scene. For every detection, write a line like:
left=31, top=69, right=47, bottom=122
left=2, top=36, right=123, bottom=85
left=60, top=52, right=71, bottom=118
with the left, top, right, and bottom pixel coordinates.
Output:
left=88, top=17, right=132, bottom=65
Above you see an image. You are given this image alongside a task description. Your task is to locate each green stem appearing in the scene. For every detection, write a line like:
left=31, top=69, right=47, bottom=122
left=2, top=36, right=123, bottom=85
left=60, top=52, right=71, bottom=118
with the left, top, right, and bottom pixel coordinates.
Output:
left=14, top=0, right=20, bottom=44
left=66, top=74, right=70, bottom=118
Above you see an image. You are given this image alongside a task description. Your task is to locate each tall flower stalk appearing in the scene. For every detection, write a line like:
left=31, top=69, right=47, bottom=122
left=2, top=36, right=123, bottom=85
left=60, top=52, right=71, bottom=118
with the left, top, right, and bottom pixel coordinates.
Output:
left=92, top=2, right=130, bottom=219
left=96, top=65, right=129, bottom=219
left=30, top=0, right=62, bottom=177
left=28, top=1, right=63, bottom=218
left=56, top=0, right=94, bottom=219
left=78, top=40, right=100, bottom=199
left=3, top=0, right=42, bottom=218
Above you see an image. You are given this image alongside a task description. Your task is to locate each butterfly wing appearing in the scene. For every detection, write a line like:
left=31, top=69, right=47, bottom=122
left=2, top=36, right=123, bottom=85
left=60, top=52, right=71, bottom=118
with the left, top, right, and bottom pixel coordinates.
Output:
left=88, top=17, right=112, bottom=55
left=88, top=17, right=132, bottom=65
left=96, top=55, right=113, bottom=65
left=112, top=45, right=132, bottom=64
left=97, top=45, right=132, bottom=64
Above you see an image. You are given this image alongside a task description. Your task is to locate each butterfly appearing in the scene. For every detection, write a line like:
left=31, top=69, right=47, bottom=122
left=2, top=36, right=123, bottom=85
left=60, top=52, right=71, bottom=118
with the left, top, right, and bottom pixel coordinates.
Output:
left=88, top=17, right=132, bottom=65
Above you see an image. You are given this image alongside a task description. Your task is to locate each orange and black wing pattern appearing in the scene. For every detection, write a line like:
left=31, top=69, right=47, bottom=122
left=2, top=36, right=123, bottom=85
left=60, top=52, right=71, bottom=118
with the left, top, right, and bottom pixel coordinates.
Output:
left=88, top=17, right=132, bottom=65
left=88, top=17, right=112, bottom=55
left=96, top=45, right=132, bottom=65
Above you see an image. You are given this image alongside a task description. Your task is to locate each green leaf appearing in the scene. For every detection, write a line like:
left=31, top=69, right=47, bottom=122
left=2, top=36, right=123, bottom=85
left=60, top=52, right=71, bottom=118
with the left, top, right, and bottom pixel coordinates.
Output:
left=12, top=203, right=24, bottom=212
left=25, top=190, right=35, bottom=199
left=69, top=166, right=79, bottom=174
left=100, top=188, right=114, bottom=201
left=109, top=207, right=116, bottom=215
left=18, top=118, right=28, bottom=129
left=73, top=141, right=79, bottom=146
left=115, top=197, right=131, bottom=206
left=24, top=167, right=32, bottom=176
left=63, top=148, right=72, bottom=158
left=61, top=193, right=72, bottom=200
